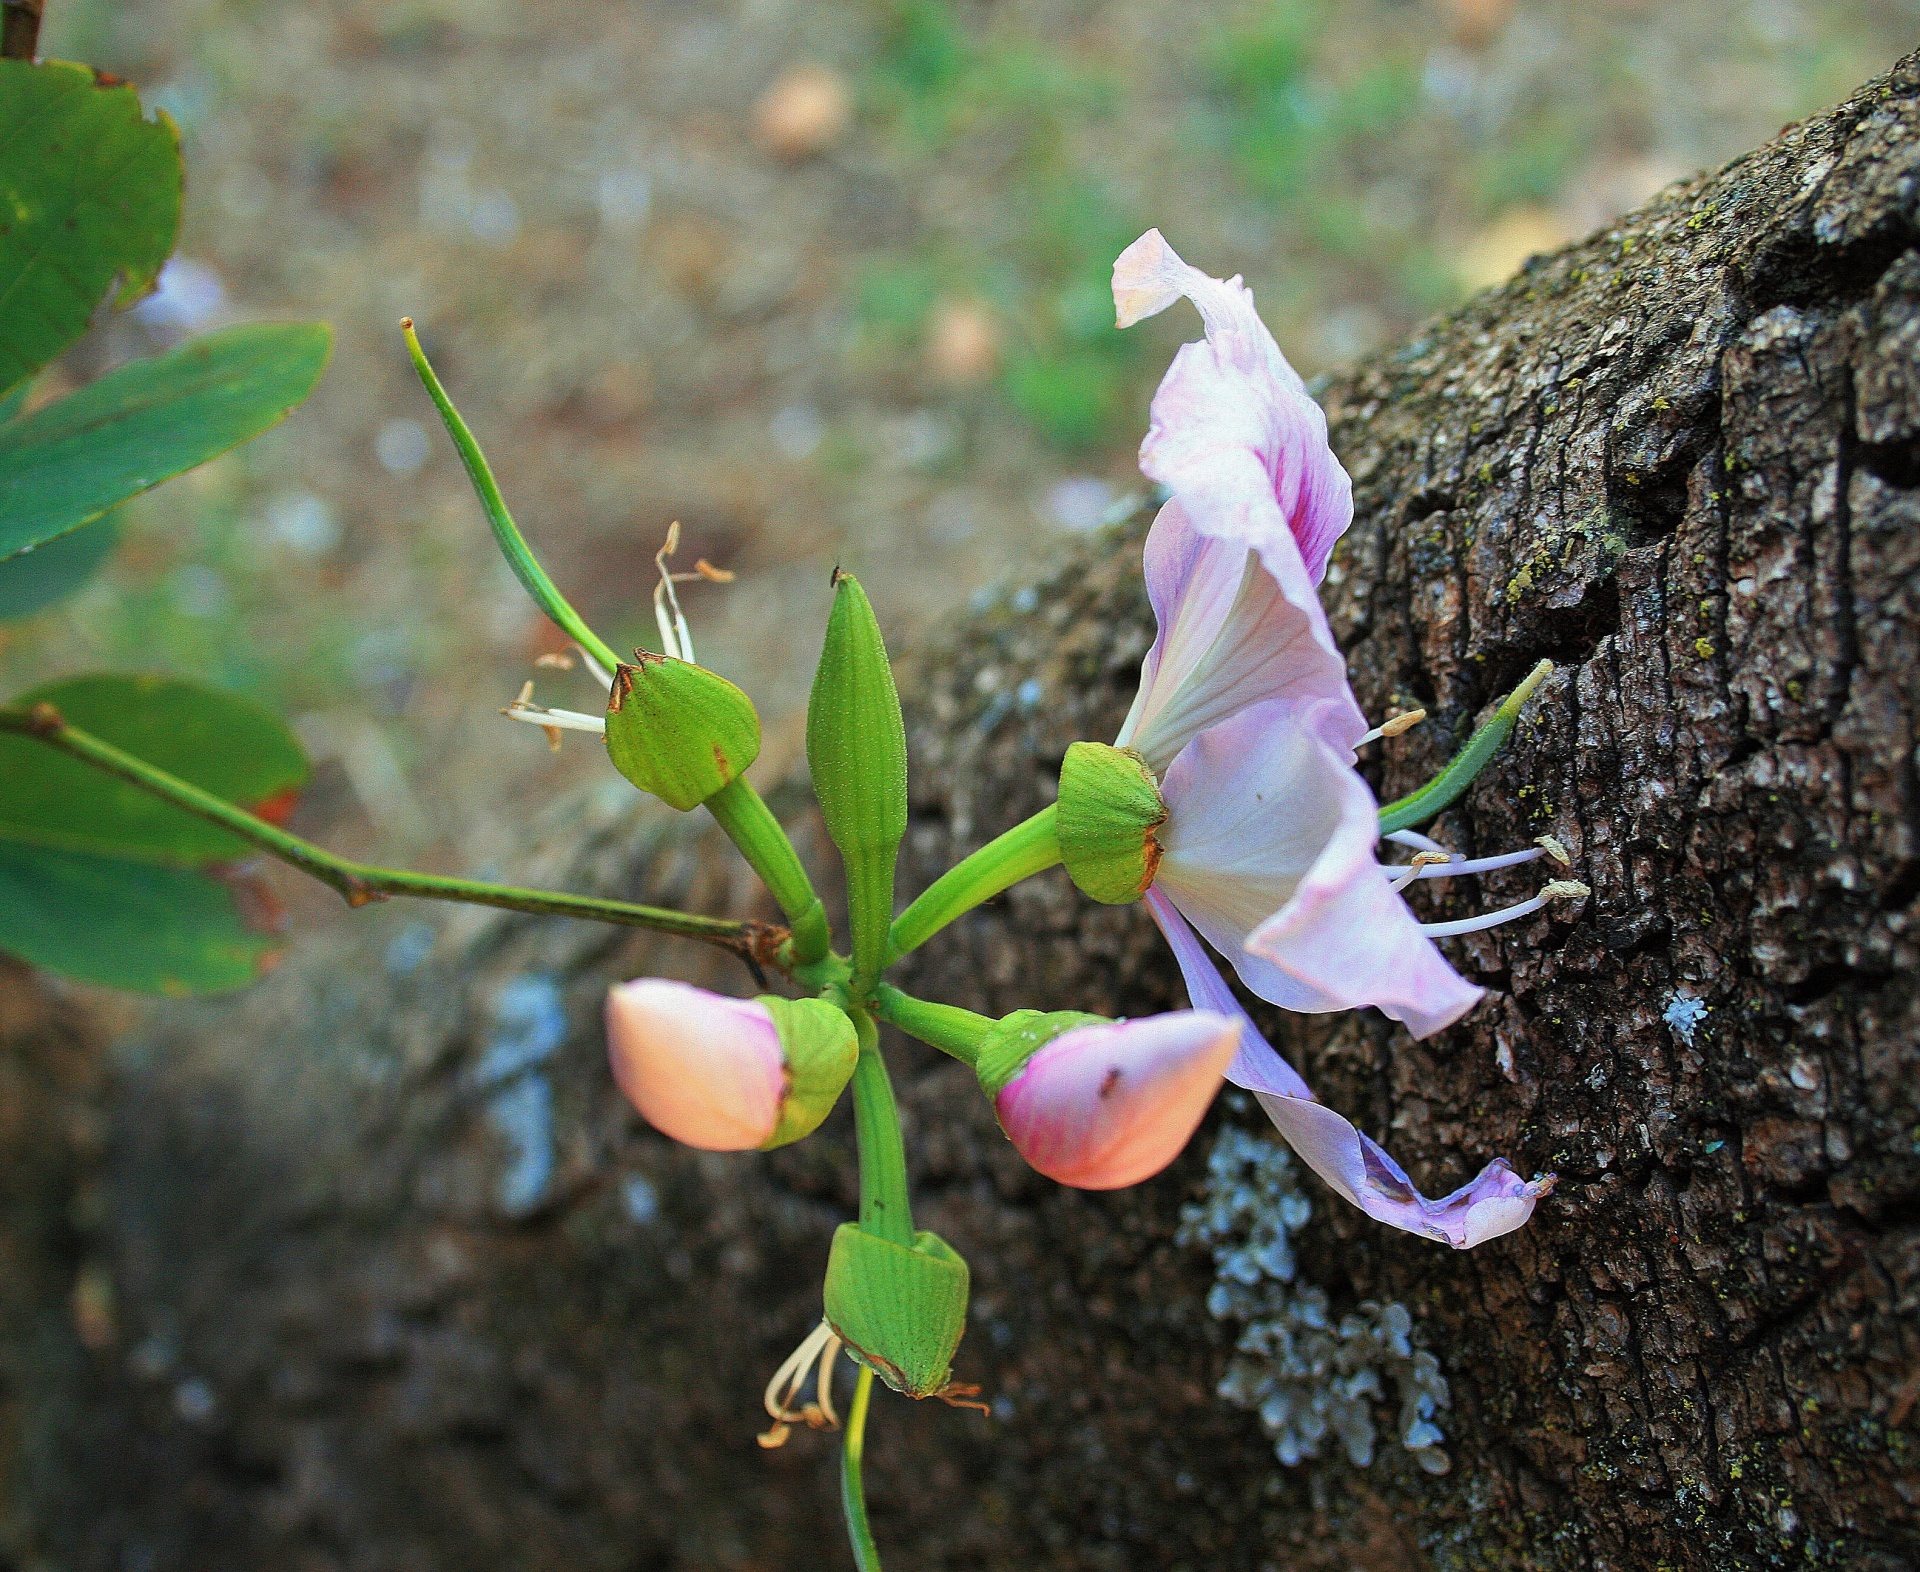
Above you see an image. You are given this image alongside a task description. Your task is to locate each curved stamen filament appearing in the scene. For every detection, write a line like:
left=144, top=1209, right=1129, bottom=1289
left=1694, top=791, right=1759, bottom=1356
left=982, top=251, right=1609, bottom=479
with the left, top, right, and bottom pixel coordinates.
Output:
left=501, top=682, right=607, bottom=744
left=1421, top=880, right=1589, bottom=938
left=1387, top=827, right=1448, bottom=856
left=757, top=1318, right=845, bottom=1448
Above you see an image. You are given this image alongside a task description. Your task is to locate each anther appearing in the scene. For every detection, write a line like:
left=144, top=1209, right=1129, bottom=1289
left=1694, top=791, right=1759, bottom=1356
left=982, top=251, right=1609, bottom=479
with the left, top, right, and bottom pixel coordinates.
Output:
left=1357, top=708, right=1428, bottom=748
left=1387, top=850, right=1451, bottom=891
left=1420, top=878, right=1588, bottom=938
left=757, top=1319, right=844, bottom=1448
left=1535, top=834, right=1571, bottom=866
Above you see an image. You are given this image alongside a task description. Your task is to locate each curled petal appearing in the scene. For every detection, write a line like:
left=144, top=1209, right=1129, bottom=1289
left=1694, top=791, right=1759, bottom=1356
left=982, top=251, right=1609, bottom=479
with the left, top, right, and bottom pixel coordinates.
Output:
left=1156, top=700, right=1482, bottom=1038
left=994, top=1011, right=1239, bottom=1190
left=605, top=979, right=786, bottom=1151
left=1113, top=228, right=1353, bottom=584
left=1143, top=890, right=1548, bottom=1248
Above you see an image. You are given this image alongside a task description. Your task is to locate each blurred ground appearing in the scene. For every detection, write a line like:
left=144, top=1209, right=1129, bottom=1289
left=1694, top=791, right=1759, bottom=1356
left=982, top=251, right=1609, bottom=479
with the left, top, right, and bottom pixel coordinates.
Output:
left=2, top=0, right=1914, bottom=926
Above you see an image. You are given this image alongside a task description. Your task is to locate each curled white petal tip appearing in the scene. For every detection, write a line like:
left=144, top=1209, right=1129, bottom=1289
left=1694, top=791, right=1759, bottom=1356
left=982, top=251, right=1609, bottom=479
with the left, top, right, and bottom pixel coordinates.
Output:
left=604, top=979, right=785, bottom=1151
left=1112, top=228, right=1188, bottom=329
left=995, top=1010, right=1238, bottom=1190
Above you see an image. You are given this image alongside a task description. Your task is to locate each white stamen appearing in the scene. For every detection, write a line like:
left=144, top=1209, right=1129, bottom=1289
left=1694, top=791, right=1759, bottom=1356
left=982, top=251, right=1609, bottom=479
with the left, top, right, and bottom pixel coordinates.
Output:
left=574, top=642, right=616, bottom=691
left=1407, top=846, right=1546, bottom=880
left=502, top=699, right=607, bottom=735
left=1386, top=828, right=1449, bottom=857
left=757, top=1319, right=844, bottom=1448
left=654, top=521, right=695, bottom=663
left=1421, top=879, right=1588, bottom=938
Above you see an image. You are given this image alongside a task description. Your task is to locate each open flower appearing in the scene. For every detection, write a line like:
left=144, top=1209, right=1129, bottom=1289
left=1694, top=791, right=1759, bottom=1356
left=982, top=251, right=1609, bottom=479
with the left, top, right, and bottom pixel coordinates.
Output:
left=1079, top=230, right=1572, bottom=1245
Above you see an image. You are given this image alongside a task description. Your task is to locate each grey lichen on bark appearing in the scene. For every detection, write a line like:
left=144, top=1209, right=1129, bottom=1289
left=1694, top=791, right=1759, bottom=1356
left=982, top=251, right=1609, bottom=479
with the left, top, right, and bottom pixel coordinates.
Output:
left=3, top=50, right=1919, bottom=1572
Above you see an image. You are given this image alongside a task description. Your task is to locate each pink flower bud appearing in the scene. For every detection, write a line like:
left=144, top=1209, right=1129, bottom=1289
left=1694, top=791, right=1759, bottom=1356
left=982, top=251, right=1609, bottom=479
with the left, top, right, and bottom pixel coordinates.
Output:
left=993, top=1010, right=1238, bottom=1190
left=605, top=979, right=787, bottom=1151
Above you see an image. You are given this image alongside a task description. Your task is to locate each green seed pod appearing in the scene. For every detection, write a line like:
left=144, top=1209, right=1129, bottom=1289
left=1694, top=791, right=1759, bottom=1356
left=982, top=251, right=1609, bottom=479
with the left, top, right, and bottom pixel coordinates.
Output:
left=604, top=653, right=761, bottom=811
left=1056, top=741, right=1167, bottom=904
left=759, top=996, right=860, bottom=1150
left=806, top=572, right=907, bottom=979
left=823, top=1222, right=970, bottom=1398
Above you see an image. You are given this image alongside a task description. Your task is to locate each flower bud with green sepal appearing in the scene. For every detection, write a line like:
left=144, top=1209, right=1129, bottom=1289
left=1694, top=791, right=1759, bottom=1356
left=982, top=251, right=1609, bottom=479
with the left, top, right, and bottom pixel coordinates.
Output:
left=1057, top=741, right=1166, bottom=905
left=604, top=980, right=856, bottom=1151
left=604, top=653, right=761, bottom=811
left=823, top=1222, right=971, bottom=1399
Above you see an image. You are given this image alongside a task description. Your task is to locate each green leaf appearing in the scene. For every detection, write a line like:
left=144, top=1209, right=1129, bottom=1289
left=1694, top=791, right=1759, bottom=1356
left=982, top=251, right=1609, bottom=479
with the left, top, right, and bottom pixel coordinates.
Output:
left=0, top=59, right=183, bottom=396
left=0, top=511, right=118, bottom=619
left=0, top=672, right=309, bottom=865
left=0, top=321, right=333, bottom=559
left=0, top=841, right=281, bottom=996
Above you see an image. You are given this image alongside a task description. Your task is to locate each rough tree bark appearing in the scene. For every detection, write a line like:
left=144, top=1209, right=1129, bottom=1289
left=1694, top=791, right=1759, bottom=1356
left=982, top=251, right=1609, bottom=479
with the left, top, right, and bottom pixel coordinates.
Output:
left=3, top=51, right=1918, bottom=1572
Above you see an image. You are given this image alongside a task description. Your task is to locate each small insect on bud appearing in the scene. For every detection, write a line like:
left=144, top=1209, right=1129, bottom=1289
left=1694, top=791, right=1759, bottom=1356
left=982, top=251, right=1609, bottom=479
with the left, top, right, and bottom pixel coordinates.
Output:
left=980, top=1009, right=1239, bottom=1190
left=1056, top=741, right=1168, bottom=905
left=604, top=654, right=762, bottom=811
left=604, top=980, right=857, bottom=1151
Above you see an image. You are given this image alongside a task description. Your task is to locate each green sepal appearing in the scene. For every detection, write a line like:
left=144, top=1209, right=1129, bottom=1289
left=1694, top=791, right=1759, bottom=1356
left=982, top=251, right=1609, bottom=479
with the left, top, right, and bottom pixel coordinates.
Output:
left=758, top=995, right=859, bottom=1150
left=973, top=1008, right=1109, bottom=1096
left=806, top=572, right=907, bottom=981
left=604, top=653, right=761, bottom=811
left=1057, top=741, right=1166, bottom=905
left=823, top=1222, right=970, bottom=1399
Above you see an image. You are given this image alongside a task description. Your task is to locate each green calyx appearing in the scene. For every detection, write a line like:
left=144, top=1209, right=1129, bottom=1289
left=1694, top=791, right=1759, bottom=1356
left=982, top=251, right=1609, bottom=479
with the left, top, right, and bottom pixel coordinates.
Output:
left=1056, top=741, right=1167, bottom=905
left=604, top=653, right=761, bottom=811
left=759, top=995, right=860, bottom=1150
left=823, top=1222, right=970, bottom=1399
left=807, top=572, right=908, bottom=984
left=972, top=1008, right=1109, bottom=1096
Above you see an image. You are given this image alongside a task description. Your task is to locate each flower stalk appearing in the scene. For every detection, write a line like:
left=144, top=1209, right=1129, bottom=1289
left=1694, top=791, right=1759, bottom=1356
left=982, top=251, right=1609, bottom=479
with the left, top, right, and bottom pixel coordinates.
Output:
left=886, top=806, right=1061, bottom=962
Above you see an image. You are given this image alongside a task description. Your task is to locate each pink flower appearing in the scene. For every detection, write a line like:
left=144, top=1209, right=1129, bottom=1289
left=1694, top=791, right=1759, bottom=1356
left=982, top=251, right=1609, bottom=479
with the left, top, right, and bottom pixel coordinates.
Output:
left=994, top=1011, right=1241, bottom=1190
left=1107, top=230, right=1563, bottom=1245
left=605, top=979, right=857, bottom=1152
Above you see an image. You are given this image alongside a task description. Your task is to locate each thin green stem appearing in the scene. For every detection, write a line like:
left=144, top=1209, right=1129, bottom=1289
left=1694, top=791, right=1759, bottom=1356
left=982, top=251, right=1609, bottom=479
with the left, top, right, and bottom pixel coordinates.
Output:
left=1378, top=660, right=1554, bottom=835
left=0, top=703, right=771, bottom=960
left=840, top=1365, right=881, bottom=1572
left=886, top=805, right=1060, bottom=963
left=401, top=320, right=624, bottom=676
left=704, top=777, right=831, bottom=965
left=848, top=1009, right=913, bottom=1246
left=872, top=985, right=990, bottom=1067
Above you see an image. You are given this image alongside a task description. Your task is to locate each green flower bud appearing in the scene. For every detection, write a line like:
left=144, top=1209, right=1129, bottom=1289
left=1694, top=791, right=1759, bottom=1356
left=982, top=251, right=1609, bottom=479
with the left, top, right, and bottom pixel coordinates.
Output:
left=806, top=572, right=907, bottom=980
left=759, top=995, right=860, bottom=1149
left=604, top=653, right=761, bottom=811
left=823, top=1222, right=970, bottom=1398
left=1056, top=741, right=1167, bottom=904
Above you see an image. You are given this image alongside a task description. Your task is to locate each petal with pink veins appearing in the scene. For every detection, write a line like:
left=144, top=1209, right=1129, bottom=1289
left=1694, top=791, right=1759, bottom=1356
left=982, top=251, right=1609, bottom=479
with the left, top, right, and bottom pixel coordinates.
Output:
left=1113, top=228, right=1354, bottom=585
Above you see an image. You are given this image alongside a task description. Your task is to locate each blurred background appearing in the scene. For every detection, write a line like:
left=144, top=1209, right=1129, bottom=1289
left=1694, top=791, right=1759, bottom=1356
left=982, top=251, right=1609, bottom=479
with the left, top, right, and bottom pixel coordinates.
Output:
left=4, top=0, right=1914, bottom=948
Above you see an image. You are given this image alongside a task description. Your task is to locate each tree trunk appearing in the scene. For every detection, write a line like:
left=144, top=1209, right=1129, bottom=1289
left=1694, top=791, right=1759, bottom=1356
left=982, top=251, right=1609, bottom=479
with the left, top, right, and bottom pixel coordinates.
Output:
left=5, top=50, right=1919, bottom=1572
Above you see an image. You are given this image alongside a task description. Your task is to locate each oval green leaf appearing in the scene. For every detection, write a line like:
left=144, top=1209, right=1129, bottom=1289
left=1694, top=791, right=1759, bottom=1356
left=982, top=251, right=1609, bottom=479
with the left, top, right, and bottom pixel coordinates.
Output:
left=0, top=672, right=309, bottom=865
left=0, top=321, right=334, bottom=560
left=0, top=841, right=281, bottom=996
left=0, top=511, right=119, bottom=619
left=0, top=59, right=183, bottom=397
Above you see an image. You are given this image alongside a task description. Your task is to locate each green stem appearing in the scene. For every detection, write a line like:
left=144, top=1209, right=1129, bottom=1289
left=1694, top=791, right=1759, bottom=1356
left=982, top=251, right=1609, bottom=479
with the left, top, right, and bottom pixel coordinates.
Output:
left=848, top=1009, right=912, bottom=1246
left=886, top=806, right=1060, bottom=963
left=1378, top=660, right=1554, bottom=835
left=401, top=320, right=624, bottom=676
left=704, top=777, right=831, bottom=965
left=840, top=1365, right=881, bottom=1572
left=0, top=704, right=766, bottom=958
left=872, top=985, right=990, bottom=1067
